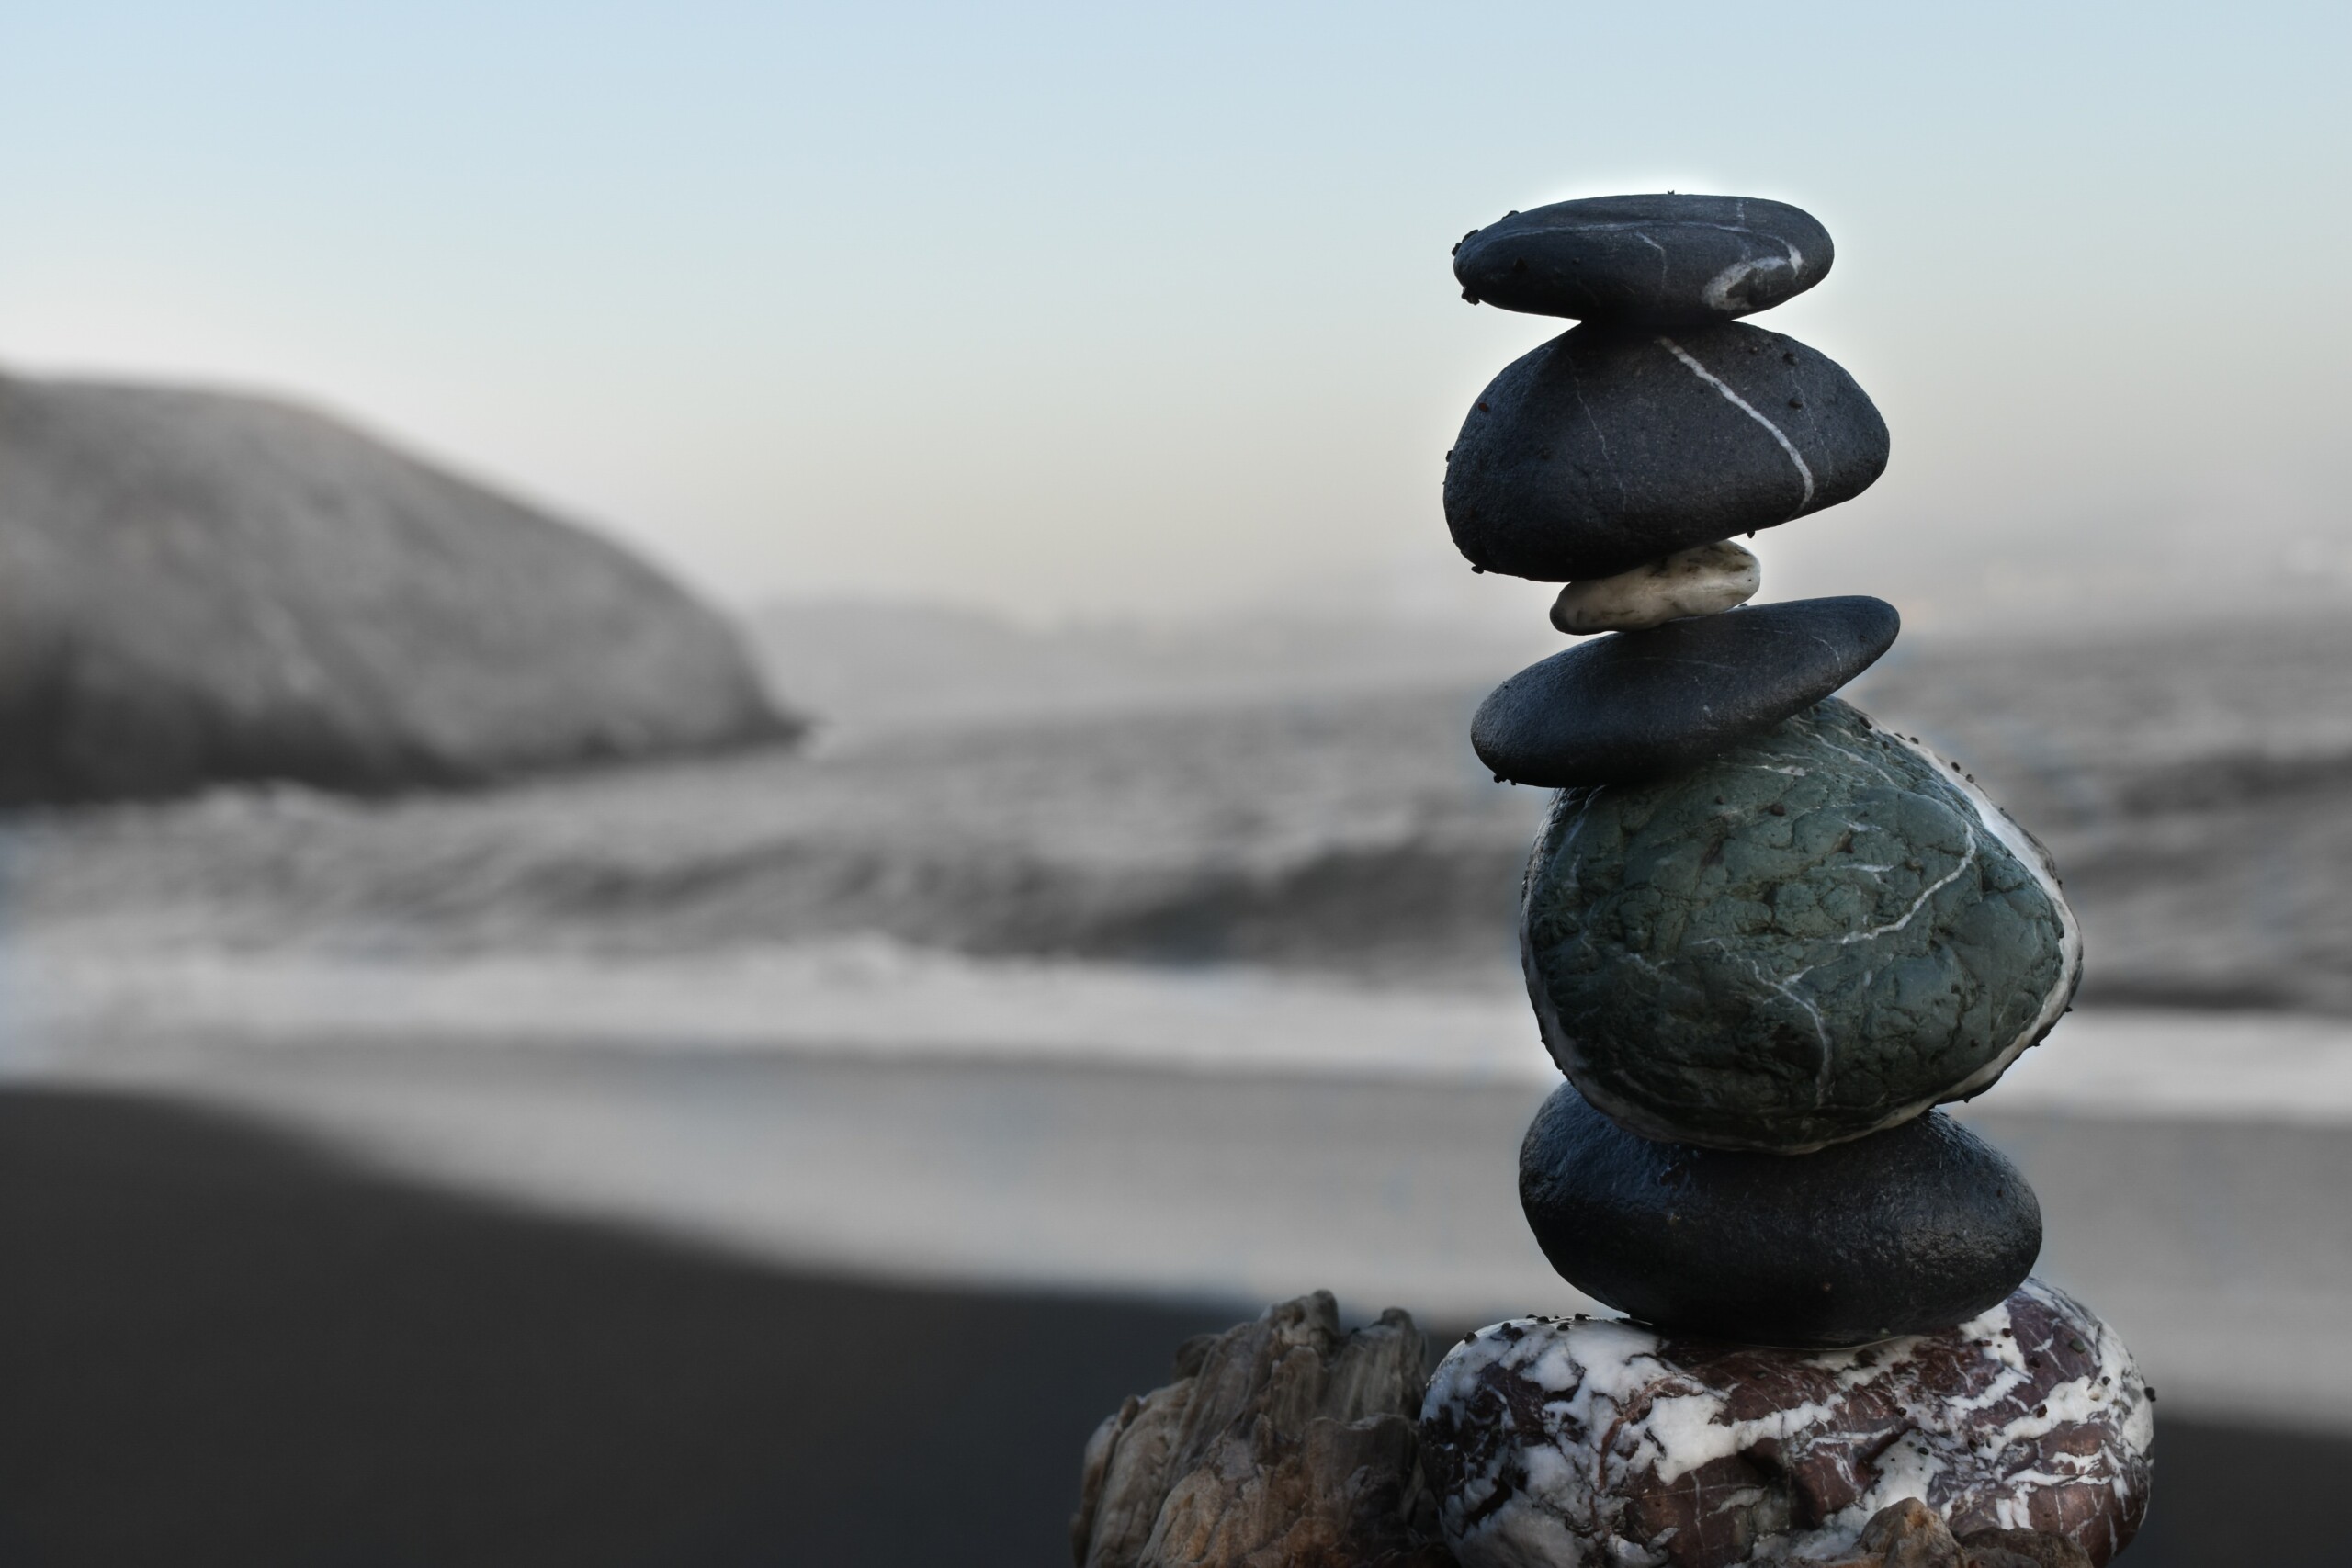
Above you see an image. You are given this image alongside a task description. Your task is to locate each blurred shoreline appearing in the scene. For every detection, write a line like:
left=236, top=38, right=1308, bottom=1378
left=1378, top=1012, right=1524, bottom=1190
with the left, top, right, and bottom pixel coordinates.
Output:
left=13, top=936, right=2352, bottom=1120
left=19, top=1011, right=2352, bottom=1439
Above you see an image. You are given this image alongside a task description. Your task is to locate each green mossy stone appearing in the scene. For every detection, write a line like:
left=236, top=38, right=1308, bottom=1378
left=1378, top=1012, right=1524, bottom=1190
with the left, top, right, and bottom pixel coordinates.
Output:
left=1521, top=697, right=2082, bottom=1152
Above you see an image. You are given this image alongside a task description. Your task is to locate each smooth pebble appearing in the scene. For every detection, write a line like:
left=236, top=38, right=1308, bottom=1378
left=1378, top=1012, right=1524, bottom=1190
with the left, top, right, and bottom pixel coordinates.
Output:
left=1445, top=321, right=1889, bottom=582
left=1453, top=193, right=1833, bottom=325
left=1519, top=1084, right=2041, bottom=1348
left=1549, top=539, right=1760, bottom=635
left=1473, top=595, right=1899, bottom=789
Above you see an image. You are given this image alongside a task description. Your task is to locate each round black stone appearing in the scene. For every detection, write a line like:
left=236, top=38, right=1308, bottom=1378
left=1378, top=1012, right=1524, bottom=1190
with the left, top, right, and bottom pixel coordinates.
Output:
left=1454, top=194, right=1833, bottom=325
left=1444, top=321, right=1890, bottom=581
left=1520, top=1083, right=2041, bottom=1348
left=1470, top=596, right=1899, bottom=788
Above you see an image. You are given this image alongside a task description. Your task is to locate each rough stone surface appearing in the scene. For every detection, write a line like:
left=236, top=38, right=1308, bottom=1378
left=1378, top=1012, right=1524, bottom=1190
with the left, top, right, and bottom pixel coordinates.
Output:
left=1473, top=597, right=1899, bottom=789
left=1522, top=697, right=2083, bottom=1152
left=0, top=370, right=794, bottom=804
left=1520, top=1084, right=2041, bottom=1347
left=1453, top=194, right=1833, bottom=325
left=1419, top=1279, right=2152, bottom=1568
left=1809, top=1498, right=1965, bottom=1567
left=1787, top=1498, right=2094, bottom=1567
left=1951, top=1526, right=2095, bottom=1568
left=1070, top=1292, right=1451, bottom=1568
left=1549, top=539, right=1761, bottom=635
left=1444, top=321, right=1889, bottom=581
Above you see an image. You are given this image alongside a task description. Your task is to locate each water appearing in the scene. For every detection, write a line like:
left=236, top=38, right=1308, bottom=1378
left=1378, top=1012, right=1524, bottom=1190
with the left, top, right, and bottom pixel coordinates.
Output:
left=5, top=607, right=2349, bottom=1022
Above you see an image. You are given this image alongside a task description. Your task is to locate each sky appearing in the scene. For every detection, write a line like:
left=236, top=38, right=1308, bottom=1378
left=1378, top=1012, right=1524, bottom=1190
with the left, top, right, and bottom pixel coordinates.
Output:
left=3, top=1, right=2347, bottom=629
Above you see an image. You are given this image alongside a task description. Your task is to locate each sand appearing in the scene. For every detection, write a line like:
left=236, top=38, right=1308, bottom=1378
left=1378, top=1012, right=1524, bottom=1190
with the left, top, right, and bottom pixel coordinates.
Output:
left=29, top=1019, right=2352, bottom=1429
left=0, top=1078, right=2336, bottom=1566
left=0, top=1086, right=1238, bottom=1565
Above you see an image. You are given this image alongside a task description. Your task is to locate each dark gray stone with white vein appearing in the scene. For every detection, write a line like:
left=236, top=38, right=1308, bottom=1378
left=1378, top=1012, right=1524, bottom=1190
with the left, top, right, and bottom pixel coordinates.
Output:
left=1453, top=193, right=1833, bottom=324
left=1443, top=321, right=1890, bottom=581
left=1521, top=699, right=2084, bottom=1153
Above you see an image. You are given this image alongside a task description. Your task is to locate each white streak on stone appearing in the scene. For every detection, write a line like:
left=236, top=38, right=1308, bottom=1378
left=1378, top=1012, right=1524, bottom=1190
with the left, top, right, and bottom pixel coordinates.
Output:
left=1532, top=705, right=2086, bottom=1154
left=1560, top=359, right=1630, bottom=514
left=1657, top=336, right=1815, bottom=513
left=1835, top=833, right=1978, bottom=946
left=1877, top=725, right=2086, bottom=1108
left=1735, top=953, right=1833, bottom=1089
left=1753, top=705, right=2083, bottom=1141
left=1698, top=243, right=1802, bottom=313
left=1426, top=1280, right=2151, bottom=1568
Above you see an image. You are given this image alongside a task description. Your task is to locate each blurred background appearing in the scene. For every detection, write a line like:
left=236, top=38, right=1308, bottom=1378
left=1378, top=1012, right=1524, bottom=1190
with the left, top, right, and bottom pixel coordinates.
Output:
left=1, top=2, right=2346, bottom=1563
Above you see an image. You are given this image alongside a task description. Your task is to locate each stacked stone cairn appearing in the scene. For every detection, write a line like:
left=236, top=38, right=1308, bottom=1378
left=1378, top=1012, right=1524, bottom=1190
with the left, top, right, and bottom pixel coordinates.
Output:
left=1416, top=197, right=2157, bottom=1566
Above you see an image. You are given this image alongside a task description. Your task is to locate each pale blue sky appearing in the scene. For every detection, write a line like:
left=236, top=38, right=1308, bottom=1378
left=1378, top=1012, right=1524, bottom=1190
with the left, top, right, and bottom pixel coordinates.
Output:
left=3, top=2, right=2346, bottom=626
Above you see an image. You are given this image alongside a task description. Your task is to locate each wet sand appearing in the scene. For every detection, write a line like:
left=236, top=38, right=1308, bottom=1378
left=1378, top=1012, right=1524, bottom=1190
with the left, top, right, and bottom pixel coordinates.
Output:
left=36, top=1023, right=2352, bottom=1426
left=0, top=1087, right=1239, bottom=1566
left=0, top=1082, right=2335, bottom=1565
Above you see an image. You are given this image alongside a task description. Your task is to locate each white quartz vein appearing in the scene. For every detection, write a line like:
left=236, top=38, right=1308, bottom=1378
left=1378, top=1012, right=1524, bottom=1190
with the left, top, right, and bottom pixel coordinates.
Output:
left=1835, top=829, right=1977, bottom=946
left=1428, top=1280, right=2150, bottom=1568
left=1878, top=726, right=2086, bottom=1104
left=1699, top=243, right=1803, bottom=313
left=1686, top=939, right=1832, bottom=1097
left=1562, top=358, right=1629, bottom=512
left=1635, top=231, right=1669, bottom=304
left=1760, top=959, right=1837, bottom=1099
left=1656, top=336, right=1815, bottom=513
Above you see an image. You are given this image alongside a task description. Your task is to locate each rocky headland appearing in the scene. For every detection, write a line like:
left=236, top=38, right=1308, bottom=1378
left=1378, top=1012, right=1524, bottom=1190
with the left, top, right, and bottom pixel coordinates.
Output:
left=0, top=369, right=793, bottom=804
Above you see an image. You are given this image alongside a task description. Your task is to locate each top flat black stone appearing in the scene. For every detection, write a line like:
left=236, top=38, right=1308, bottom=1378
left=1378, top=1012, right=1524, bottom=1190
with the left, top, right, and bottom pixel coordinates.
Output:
left=1471, top=595, right=1899, bottom=787
left=1454, top=194, right=1833, bottom=324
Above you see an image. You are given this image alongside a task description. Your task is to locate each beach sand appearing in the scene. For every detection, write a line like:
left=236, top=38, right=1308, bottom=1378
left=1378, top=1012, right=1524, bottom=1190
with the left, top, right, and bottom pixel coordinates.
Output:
left=0, top=1086, right=1238, bottom=1566
left=0, top=1079, right=2335, bottom=1566
left=36, top=1019, right=2352, bottom=1422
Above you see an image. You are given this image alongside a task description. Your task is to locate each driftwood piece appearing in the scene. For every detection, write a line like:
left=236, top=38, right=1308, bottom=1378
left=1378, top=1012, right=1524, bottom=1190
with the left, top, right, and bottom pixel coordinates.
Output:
left=1069, top=1292, right=1451, bottom=1568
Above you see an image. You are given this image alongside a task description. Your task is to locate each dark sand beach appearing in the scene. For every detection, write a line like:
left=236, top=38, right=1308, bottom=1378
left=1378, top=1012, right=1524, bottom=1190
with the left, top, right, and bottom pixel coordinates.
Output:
left=0, top=1087, right=1238, bottom=1566
left=0, top=1084, right=2338, bottom=1566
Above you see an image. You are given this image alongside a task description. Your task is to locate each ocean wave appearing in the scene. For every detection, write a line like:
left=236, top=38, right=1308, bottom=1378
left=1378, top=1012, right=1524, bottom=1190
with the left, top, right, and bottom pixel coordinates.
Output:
left=5, top=672, right=2347, bottom=1013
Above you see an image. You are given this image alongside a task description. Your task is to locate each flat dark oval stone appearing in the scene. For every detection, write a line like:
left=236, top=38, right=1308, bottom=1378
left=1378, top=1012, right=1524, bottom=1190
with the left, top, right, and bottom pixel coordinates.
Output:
left=1520, top=1082, right=2041, bottom=1348
left=1471, top=596, right=1898, bottom=787
left=1444, top=321, right=1890, bottom=581
left=1454, top=194, right=1832, bottom=324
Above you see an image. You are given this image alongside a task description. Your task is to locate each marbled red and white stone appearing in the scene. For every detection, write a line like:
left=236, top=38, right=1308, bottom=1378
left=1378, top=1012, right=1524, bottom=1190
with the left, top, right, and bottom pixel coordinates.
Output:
left=1419, top=1279, right=2152, bottom=1568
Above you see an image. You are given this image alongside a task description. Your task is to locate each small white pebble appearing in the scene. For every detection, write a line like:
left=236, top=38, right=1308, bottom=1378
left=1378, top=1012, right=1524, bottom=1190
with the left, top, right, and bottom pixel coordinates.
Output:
left=1549, top=540, right=1761, bottom=635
